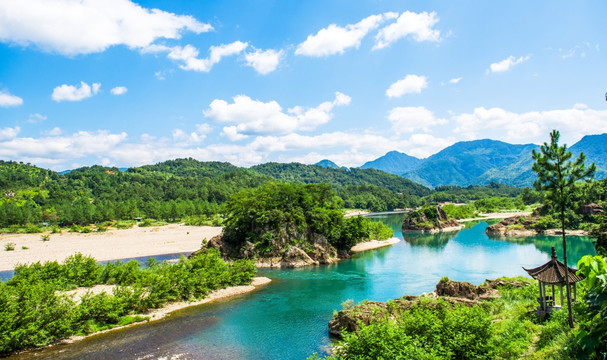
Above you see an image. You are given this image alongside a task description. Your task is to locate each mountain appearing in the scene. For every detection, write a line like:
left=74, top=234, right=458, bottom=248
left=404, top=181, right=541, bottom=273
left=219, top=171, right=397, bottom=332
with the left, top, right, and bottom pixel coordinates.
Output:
left=250, top=162, right=431, bottom=196
left=401, top=139, right=539, bottom=188
left=315, top=159, right=347, bottom=170
left=571, top=133, right=607, bottom=178
left=360, top=151, right=423, bottom=175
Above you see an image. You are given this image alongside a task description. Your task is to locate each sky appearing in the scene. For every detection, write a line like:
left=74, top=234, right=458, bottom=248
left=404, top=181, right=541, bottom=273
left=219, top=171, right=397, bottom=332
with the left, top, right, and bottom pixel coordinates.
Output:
left=1, top=0, right=606, bottom=171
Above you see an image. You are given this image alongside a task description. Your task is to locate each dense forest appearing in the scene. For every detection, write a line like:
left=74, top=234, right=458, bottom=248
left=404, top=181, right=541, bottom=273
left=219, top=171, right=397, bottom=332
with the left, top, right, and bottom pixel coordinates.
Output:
left=2, top=158, right=602, bottom=229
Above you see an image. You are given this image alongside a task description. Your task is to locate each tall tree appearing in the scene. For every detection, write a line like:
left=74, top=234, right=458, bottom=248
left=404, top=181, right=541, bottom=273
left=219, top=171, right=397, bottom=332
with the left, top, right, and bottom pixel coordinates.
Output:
left=531, top=130, right=596, bottom=328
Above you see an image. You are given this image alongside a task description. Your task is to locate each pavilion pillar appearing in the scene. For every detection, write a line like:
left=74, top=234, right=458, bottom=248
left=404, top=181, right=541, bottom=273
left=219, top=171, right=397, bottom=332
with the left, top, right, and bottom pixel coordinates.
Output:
left=540, top=283, right=546, bottom=311
left=560, top=285, right=564, bottom=306
left=573, top=283, right=577, bottom=301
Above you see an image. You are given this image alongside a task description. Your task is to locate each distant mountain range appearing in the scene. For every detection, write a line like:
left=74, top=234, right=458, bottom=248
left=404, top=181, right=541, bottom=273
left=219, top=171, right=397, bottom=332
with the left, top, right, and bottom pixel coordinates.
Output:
left=322, top=133, right=607, bottom=188
left=315, top=159, right=348, bottom=170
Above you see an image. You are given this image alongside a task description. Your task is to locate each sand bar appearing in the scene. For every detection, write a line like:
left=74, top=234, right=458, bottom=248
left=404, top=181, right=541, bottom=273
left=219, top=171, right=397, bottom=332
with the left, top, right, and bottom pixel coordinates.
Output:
left=0, top=224, right=222, bottom=271
left=351, top=237, right=401, bottom=252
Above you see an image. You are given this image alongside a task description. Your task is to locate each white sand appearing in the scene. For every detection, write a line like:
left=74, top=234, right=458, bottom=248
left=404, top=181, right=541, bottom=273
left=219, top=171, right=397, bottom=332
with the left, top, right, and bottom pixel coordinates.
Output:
left=0, top=224, right=222, bottom=271
left=350, top=237, right=401, bottom=252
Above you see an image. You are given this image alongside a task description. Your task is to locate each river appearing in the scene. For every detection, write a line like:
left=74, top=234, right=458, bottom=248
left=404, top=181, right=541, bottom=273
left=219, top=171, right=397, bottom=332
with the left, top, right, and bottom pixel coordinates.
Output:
left=10, top=215, right=595, bottom=360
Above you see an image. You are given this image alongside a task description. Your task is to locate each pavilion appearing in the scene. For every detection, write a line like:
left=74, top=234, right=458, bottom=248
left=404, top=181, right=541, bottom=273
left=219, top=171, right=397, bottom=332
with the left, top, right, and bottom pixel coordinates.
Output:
left=523, top=246, right=585, bottom=317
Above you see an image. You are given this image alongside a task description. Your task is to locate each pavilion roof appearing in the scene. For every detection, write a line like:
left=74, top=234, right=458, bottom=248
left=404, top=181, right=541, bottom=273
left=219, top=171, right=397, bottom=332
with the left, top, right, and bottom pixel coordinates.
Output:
left=523, top=247, right=585, bottom=285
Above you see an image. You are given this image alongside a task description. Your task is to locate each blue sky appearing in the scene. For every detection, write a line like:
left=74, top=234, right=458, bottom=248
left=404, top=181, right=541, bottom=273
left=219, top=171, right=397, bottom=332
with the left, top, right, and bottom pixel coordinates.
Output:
left=1, top=0, right=606, bottom=170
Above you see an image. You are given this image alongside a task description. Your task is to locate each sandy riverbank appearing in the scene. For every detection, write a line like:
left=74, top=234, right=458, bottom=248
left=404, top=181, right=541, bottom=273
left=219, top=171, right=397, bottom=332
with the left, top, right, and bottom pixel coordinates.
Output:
left=0, top=224, right=222, bottom=271
left=58, top=277, right=271, bottom=345
left=351, top=237, right=401, bottom=252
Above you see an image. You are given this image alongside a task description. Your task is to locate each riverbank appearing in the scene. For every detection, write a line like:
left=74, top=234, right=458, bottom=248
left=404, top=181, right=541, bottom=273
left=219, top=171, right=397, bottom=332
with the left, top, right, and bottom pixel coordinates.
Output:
left=0, top=224, right=222, bottom=271
left=457, top=211, right=532, bottom=223
left=351, top=237, right=401, bottom=252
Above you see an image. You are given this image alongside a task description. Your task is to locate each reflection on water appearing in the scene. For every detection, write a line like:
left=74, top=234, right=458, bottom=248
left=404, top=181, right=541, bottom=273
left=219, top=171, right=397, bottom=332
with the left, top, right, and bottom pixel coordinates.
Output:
left=10, top=216, right=596, bottom=360
left=402, top=231, right=458, bottom=250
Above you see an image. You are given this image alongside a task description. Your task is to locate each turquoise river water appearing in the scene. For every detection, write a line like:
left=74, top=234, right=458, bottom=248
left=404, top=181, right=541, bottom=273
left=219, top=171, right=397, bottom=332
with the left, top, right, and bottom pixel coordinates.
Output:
left=11, top=215, right=595, bottom=360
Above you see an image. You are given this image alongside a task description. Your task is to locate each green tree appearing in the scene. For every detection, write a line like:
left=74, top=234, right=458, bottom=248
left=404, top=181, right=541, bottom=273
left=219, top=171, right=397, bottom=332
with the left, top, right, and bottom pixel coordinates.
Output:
left=531, top=129, right=596, bottom=328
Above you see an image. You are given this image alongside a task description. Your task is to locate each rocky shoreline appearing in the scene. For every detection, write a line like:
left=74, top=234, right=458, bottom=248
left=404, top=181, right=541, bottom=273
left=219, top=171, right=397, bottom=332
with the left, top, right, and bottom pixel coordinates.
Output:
left=486, top=216, right=588, bottom=237
left=402, top=205, right=465, bottom=234
left=328, top=278, right=527, bottom=337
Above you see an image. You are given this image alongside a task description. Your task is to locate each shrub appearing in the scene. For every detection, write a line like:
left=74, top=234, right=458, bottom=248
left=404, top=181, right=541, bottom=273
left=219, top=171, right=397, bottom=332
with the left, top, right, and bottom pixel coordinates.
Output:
left=4, top=242, right=15, bottom=251
left=41, top=234, right=50, bottom=241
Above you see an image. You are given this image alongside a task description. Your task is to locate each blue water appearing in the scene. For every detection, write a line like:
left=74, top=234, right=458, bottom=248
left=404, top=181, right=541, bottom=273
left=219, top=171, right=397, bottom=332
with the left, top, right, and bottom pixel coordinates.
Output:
left=9, top=216, right=595, bottom=360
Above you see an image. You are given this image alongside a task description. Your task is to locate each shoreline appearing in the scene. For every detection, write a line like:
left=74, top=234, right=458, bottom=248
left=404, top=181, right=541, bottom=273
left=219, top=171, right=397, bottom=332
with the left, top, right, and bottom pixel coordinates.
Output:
left=351, top=237, right=401, bottom=252
left=0, top=224, right=222, bottom=272
left=50, top=277, right=272, bottom=347
left=457, top=211, right=532, bottom=223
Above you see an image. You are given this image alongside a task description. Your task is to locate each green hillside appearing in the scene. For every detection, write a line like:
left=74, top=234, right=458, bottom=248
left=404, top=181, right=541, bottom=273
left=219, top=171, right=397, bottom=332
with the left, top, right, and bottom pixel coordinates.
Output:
left=360, top=150, right=423, bottom=175
left=402, top=139, right=538, bottom=187
left=251, top=162, right=431, bottom=196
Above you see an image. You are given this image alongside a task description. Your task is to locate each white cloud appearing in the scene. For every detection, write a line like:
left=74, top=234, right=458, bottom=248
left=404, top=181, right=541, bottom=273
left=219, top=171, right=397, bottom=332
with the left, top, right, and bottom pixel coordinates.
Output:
left=295, top=12, right=397, bottom=57
left=110, top=86, right=128, bottom=95
left=0, top=127, right=20, bottom=140
left=374, top=11, right=441, bottom=50
left=453, top=105, right=607, bottom=145
left=52, top=81, right=101, bottom=102
left=26, top=113, right=47, bottom=123
left=172, top=123, right=213, bottom=145
left=244, top=48, right=283, bottom=75
left=0, top=90, right=23, bottom=107
left=448, top=77, right=462, bottom=84
left=385, top=74, right=428, bottom=98
left=204, top=92, right=351, bottom=139
left=45, top=127, right=63, bottom=136
left=387, top=106, right=447, bottom=133
left=488, top=55, right=530, bottom=73
left=158, top=41, right=248, bottom=72
left=0, top=0, right=212, bottom=55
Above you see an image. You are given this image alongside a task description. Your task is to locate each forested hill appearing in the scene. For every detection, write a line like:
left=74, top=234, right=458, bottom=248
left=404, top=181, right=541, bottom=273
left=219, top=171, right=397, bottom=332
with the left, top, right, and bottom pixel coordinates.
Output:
left=250, top=162, right=431, bottom=196
left=0, top=159, right=432, bottom=227
left=133, top=158, right=239, bottom=178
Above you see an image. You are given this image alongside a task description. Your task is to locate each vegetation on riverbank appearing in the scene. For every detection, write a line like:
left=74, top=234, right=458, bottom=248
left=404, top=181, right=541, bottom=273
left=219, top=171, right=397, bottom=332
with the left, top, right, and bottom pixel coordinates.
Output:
left=211, top=182, right=393, bottom=265
left=0, top=249, right=256, bottom=355
left=312, top=277, right=587, bottom=359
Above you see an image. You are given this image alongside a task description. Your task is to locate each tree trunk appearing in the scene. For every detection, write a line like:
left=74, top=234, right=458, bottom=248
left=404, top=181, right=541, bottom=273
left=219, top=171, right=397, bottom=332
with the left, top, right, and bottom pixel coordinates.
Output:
left=561, top=208, right=574, bottom=328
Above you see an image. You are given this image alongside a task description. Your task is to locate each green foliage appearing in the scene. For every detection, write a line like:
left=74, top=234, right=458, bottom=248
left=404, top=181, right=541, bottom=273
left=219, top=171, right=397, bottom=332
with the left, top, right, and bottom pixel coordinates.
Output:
left=425, top=183, right=526, bottom=203
left=223, top=183, right=393, bottom=259
left=40, top=234, right=50, bottom=241
left=4, top=242, right=15, bottom=251
left=0, top=249, right=256, bottom=355
left=442, top=203, right=476, bottom=219
left=324, top=298, right=493, bottom=360
left=573, top=255, right=607, bottom=359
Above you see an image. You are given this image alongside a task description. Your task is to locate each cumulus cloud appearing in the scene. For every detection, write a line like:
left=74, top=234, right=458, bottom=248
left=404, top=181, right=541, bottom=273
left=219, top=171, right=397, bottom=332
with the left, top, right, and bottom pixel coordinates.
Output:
left=385, top=74, right=428, bottom=98
left=203, top=92, right=351, bottom=139
left=0, top=0, right=212, bottom=55
left=172, top=123, right=213, bottom=145
left=295, top=12, right=397, bottom=57
left=52, top=81, right=100, bottom=102
left=147, top=41, right=248, bottom=72
left=488, top=55, right=530, bottom=73
left=110, top=86, right=128, bottom=95
left=387, top=106, right=447, bottom=133
left=0, top=90, right=23, bottom=107
left=244, top=48, right=283, bottom=75
left=374, top=11, right=441, bottom=50
left=0, top=127, right=20, bottom=141
left=453, top=105, right=607, bottom=145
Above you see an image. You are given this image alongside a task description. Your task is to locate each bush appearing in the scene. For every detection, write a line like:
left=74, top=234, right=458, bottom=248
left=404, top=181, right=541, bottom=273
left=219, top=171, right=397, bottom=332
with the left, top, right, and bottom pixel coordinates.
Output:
left=4, top=242, right=15, bottom=251
left=41, top=234, right=50, bottom=241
